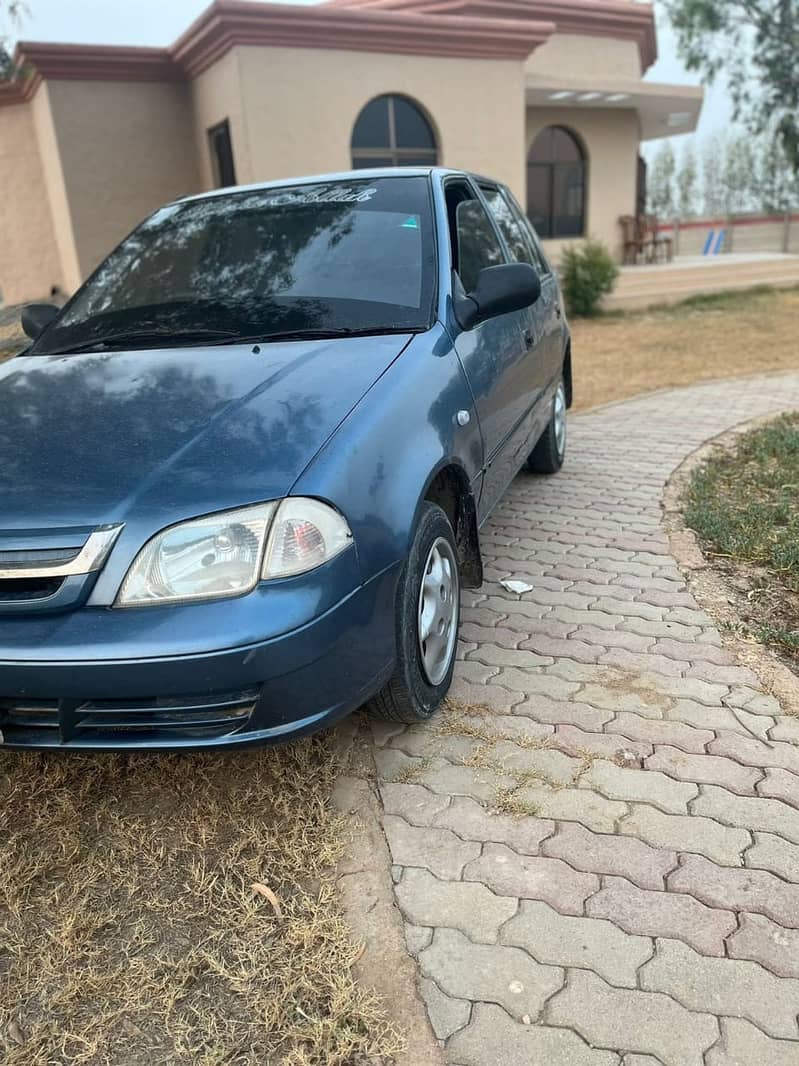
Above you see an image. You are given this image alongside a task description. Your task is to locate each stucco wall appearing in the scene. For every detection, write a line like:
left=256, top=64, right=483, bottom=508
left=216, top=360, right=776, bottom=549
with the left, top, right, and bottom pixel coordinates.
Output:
left=0, top=99, right=64, bottom=305
left=45, top=79, right=202, bottom=281
left=190, top=49, right=253, bottom=188
left=526, top=32, right=641, bottom=80
left=526, top=106, right=640, bottom=264
left=222, top=45, right=527, bottom=203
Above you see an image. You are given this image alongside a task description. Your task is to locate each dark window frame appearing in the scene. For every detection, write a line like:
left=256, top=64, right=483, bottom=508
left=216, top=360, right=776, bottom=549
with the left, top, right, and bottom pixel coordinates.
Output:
left=208, top=119, right=237, bottom=189
left=351, top=94, right=438, bottom=169
left=526, top=125, right=587, bottom=240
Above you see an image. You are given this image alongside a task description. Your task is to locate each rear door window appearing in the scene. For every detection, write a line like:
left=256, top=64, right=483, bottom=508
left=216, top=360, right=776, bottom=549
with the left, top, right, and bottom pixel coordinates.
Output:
left=481, top=184, right=550, bottom=276
left=444, top=182, right=506, bottom=293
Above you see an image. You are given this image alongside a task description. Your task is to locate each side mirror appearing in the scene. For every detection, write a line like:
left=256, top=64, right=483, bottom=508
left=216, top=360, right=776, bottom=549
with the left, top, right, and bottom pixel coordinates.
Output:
left=455, top=263, right=541, bottom=331
left=21, top=303, right=59, bottom=340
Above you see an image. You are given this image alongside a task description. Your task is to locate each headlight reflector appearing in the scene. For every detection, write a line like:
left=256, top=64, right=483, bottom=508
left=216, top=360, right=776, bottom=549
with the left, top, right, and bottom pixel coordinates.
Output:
left=116, top=499, right=353, bottom=606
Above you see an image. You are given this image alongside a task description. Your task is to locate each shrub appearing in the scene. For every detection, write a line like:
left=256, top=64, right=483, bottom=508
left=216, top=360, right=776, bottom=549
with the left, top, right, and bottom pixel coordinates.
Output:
left=560, top=239, right=619, bottom=317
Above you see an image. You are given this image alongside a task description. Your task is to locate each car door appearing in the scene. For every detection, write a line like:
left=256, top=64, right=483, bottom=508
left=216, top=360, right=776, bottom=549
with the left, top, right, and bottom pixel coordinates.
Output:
left=445, top=179, right=536, bottom=520
left=497, top=185, right=565, bottom=405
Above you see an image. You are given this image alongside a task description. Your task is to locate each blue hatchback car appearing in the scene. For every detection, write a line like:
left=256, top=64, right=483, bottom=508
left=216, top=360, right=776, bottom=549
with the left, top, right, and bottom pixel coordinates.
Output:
left=0, top=168, right=571, bottom=750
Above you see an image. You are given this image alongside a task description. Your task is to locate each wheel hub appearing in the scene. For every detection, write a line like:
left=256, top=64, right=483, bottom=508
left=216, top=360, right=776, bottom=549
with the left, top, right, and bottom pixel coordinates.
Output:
left=417, top=537, right=459, bottom=686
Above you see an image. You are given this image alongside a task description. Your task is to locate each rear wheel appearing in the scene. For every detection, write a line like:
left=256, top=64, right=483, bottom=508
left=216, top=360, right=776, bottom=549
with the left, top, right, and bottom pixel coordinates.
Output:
left=527, top=378, right=567, bottom=475
left=368, top=502, right=460, bottom=723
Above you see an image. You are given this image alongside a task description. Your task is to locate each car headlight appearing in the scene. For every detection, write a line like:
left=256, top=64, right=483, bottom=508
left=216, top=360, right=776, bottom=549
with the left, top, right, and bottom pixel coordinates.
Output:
left=116, top=499, right=352, bottom=606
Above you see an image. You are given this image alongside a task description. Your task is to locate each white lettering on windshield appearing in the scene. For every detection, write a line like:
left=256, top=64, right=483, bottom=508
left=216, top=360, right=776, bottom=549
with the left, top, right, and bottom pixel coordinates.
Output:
left=264, top=187, right=378, bottom=207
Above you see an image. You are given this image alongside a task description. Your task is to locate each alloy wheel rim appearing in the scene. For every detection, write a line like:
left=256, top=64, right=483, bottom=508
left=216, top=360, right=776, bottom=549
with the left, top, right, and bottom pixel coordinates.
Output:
left=554, top=383, right=567, bottom=459
left=417, top=536, right=459, bottom=686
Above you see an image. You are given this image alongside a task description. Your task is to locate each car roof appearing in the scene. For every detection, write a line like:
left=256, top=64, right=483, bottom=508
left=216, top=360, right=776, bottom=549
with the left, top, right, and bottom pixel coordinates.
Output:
left=175, top=167, right=497, bottom=206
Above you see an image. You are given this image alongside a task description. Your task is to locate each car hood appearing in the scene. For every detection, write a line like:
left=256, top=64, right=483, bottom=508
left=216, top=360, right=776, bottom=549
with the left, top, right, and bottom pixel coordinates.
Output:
left=0, top=334, right=411, bottom=529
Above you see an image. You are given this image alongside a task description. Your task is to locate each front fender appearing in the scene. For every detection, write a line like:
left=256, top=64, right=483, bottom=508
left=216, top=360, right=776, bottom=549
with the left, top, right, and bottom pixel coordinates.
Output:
left=290, top=325, right=483, bottom=582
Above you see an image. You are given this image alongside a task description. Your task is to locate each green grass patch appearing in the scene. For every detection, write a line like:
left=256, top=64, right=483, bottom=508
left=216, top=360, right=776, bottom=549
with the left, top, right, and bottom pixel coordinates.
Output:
left=685, top=412, right=799, bottom=664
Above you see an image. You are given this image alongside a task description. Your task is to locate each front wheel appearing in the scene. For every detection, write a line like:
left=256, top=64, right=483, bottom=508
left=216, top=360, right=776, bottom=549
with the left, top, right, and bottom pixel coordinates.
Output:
left=526, top=378, right=567, bottom=475
left=368, top=502, right=460, bottom=723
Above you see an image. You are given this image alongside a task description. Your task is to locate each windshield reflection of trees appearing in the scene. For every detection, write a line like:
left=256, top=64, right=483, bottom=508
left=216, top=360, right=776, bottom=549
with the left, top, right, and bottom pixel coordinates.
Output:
left=51, top=189, right=362, bottom=347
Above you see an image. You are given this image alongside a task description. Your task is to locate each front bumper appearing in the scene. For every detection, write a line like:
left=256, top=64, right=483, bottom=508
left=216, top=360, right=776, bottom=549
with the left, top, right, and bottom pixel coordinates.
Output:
left=0, top=565, right=399, bottom=751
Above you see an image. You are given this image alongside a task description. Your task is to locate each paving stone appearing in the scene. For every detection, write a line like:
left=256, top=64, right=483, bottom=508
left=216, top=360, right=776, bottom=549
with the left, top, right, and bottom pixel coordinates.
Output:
left=369, top=720, right=406, bottom=746
left=706, top=1017, right=799, bottom=1066
left=458, top=621, right=524, bottom=648
left=447, top=675, right=524, bottom=712
left=578, top=760, right=697, bottom=814
left=606, top=713, right=713, bottom=753
left=396, top=867, right=518, bottom=943
left=501, top=899, right=653, bottom=987
left=405, top=923, right=433, bottom=955
left=599, top=648, right=686, bottom=679
left=466, top=644, right=556, bottom=669
left=492, top=668, right=582, bottom=701
left=590, top=597, right=665, bottom=621
left=640, top=938, right=799, bottom=1039
left=433, top=796, right=554, bottom=853
left=383, top=817, right=481, bottom=880
left=579, top=683, right=671, bottom=716
left=574, top=626, right=653, bottom=652
left=621, top=1057, right=664, bottom=1066
left=620, top=805, right=751, bottom=866
left=668, top=853, right=799, bottom=929
left=651, top=638, right=734, bottom=665
left=519, top=633, right=605, bottom=663
left=418, top=928, right=564, bottom=1021
left=746, top=831, right=799, bottom=882
left=665, top=700, right=742, bottom=732
left=511, top=696, right=614, bottom=731
left=463, top=842, right=600, bottom=914
left=770, top=717, right=799, bottom=744
left=513, top=782, right=628, bottom=833
left=646, top=747, right=760, bottom=794
left=686, top=662, right=761, bottom=687
left=728, top=913, right=799, bottom=979
left=586, top=875, right=735, bottom=956
left=616, top=618, right=703, bottom=642
left=546, top=969, right=718, bottom=1066
left=693, top=785, right=799, bottom=846
left=480, top=595, right=552, bottom=621
left=553, top=724, right=652, bottom=763
left=548, top=606, right=620, bottom=630
left=412, top=761, right=518, bottom=805
left=709, top=731, right=799, bottom=776
left=448, top=1002, right=621, bottom=1066
left=386, top=729, right=481, bottom=763
left=490, top=739, right=584, bottom=785
left=757, top=767, right=799, bottom=809
left=418, top=978, right=471, bottom=1040
left=724, top=687, right=782, bottom=714
left=542, top=822, right=676, bottom=890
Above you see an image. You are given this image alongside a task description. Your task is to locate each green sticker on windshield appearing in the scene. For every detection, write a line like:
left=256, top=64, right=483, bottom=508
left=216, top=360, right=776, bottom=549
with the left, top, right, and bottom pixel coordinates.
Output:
left=402, top=216, right=419, bottom=229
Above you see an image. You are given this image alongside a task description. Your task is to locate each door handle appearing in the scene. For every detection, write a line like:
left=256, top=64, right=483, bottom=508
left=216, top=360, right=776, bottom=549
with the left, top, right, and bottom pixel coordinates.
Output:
left=524, top=329, right=535, bottom=350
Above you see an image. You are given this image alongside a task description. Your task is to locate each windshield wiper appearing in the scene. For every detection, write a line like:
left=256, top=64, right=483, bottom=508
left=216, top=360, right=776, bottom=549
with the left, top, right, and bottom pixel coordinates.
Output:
left=221, top=326, right=416, bottom=345
left=44, top=327, right=241, bottom=355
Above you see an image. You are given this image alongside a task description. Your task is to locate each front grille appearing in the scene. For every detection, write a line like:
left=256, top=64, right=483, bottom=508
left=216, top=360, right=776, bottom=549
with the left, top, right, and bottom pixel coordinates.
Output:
left=0, top=689, right=259, bottom=744
left=0, top=577, right=65, bottom=602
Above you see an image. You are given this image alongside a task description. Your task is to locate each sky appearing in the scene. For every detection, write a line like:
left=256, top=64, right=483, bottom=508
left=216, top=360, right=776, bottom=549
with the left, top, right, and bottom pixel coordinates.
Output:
left=5, top=0, right=735, bottom=156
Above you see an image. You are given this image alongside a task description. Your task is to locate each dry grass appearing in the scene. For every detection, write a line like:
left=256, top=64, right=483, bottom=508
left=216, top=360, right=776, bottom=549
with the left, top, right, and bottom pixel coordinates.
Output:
left=0, top=738, right=399, bottom=1065
left=571, top=287, right=799, bottom=412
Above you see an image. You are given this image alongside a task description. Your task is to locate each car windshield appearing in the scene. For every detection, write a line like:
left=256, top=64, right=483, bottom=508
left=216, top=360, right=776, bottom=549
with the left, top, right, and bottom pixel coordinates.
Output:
left=32, top=176, right=436, bottom=355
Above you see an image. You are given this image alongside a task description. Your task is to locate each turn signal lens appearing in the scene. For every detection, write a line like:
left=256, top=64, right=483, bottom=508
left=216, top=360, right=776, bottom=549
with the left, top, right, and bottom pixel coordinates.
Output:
left=262, top=498, right=352, bottom=579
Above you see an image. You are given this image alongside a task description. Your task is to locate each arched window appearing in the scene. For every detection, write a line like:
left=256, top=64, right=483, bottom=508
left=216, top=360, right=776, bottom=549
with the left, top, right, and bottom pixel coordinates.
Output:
left=527, top=126, right=586, bottom=239
left=351, top=94, right=438, bottom=169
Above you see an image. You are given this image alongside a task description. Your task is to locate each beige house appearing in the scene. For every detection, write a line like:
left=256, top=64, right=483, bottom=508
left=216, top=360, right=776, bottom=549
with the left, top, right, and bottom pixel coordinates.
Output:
left=0, top=0, right=702, bottom=306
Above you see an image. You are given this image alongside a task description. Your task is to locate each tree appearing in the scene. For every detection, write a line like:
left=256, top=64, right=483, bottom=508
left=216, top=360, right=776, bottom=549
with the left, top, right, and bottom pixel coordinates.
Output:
left=648, top=141, right=676, bottom=219
left=676, top=141, right=698, bottom=217
left=721, top=133, right=758, bottom=215
left=758, top=133, right=798, bottom=213
left=664, top=1, right=799, bottom=180
left=701, top=134, right=727, bottom=216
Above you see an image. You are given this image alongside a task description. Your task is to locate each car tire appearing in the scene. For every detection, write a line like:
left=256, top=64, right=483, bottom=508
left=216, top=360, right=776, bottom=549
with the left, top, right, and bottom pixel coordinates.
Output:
left=368, top=502, right=461, bottom=723
left=526, top=377, right=567, bottom=475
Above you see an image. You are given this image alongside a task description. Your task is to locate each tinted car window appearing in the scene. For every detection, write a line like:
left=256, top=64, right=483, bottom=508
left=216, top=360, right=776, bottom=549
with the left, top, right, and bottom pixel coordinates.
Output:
left=481, top=185, right=549, bottom=275
left=34, top=177, right=436, bottom=355
left=455, top=199, right=505, bottom=293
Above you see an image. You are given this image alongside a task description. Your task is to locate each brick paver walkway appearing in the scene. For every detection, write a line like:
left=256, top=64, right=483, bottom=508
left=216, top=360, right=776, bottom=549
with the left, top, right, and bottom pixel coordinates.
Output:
left=373, top=373, right=799, bottom=1066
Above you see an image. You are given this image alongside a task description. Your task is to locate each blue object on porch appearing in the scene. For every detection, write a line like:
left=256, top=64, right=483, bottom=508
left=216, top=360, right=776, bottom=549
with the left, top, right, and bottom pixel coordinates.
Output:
left=713, top=229, right=726, bottom=255
left=702, top=230, right=715, bottom=255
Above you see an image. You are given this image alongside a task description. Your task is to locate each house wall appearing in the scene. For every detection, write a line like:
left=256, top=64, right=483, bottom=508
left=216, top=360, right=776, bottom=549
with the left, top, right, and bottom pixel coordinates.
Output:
left=526, top=105, right=640, bottom=265
left=0, top=99, right=64, bottom=304
left=44, top=79, right=202, bottom=281
left=190, top=49, right=253, bottom=189
left=526, top=32, right=641, bottom=80
left=224, top=45, right=527, bottom=203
